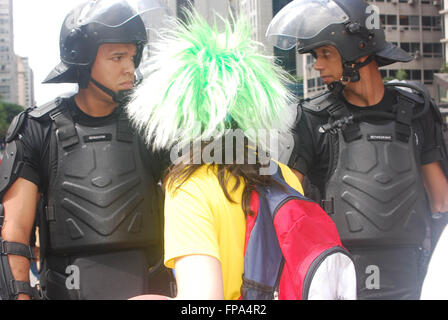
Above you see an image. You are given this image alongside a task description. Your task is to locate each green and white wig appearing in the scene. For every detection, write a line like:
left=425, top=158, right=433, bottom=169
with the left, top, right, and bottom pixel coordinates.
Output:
left=126, top=9, right=296, bottom=157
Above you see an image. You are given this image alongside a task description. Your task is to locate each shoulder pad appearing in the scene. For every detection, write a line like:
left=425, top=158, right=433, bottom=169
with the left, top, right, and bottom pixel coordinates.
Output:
left=4, top=95, right=70, bottom=143
left=27, top=97, right=67, bottom=120
left=430, top=100, right=444, bottom=124
left=0, top=140, right=21, bottom=199
left=394, top=87, right=425, bottom=105
left=5, top=110, right=28, bottom=143
left=285, top=103, right=300, bottom=126
left=301, top=91, right=339, bottom=113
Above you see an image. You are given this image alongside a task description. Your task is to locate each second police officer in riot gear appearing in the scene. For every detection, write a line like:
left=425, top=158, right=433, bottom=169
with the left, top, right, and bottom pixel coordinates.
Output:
left=268, top=0, right=448, bottom=299
left=0, top=0, right=173, bottom=300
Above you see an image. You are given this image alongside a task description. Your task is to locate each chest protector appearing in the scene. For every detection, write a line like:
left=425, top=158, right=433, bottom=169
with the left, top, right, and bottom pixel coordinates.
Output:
left=318, top=91, right=429, bottom=247
left=45, top=105, right=160, bottom=254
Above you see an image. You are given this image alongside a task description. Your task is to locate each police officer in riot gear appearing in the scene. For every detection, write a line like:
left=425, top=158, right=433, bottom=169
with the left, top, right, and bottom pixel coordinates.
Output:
left=268, top=0, right=448, bottom=299
left=0, top=0, right=172, bottom=300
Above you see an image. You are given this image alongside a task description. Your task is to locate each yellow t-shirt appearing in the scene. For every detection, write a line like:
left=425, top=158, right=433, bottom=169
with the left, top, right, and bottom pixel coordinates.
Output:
left=164, top=163, right=303, bottom=300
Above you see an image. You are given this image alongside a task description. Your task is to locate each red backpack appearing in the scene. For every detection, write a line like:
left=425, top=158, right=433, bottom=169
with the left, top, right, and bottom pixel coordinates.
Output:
left=241, top=168, right=355, bottom=300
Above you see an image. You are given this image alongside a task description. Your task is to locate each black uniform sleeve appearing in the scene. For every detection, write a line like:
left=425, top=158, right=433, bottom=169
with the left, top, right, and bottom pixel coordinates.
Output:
left=289, top=107, right=316, bottom=176
left=139, top=137, right=170, bottom=184
left=16, top=117, right=50, bottom=190
left=418, top=104, right=445, bottom=165
left=152, top=149, right=171, bottom=182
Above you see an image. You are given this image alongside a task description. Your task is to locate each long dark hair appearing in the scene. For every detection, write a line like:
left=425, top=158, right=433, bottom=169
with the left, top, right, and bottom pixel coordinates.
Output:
left=163, top=139, right=282, bottom=216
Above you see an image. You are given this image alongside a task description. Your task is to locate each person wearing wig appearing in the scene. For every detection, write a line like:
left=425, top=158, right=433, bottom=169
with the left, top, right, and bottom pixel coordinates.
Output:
left=126, top=11, right=336, bottom=300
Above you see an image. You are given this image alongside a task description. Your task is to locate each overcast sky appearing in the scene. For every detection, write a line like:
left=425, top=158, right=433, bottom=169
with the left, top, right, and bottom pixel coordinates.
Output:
left=13, top=0, right=84, bottom=105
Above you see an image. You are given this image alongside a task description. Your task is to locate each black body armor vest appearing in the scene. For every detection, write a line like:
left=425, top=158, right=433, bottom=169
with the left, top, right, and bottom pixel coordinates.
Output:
left=324, top=120, right=428, bottom=246
left=36, top=99, right=163, bottom=299
left=314, top=90, right=430, bottom=247
left=304, top=88, right=432, bottom=299
left=46, top=107, right=160, bottom=253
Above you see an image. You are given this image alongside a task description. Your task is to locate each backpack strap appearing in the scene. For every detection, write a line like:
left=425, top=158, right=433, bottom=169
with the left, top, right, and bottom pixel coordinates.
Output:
left=262, top=165, right=307, bottom=213
left=241, top=188, right=283, bottom=299
left=241, top=164, right=287, bottom=300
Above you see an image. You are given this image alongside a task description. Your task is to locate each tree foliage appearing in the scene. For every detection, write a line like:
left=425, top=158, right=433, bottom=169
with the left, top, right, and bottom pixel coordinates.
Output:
left=395, top=69, right=408, bottom=81
left=0, top=101, right=25, bottom=138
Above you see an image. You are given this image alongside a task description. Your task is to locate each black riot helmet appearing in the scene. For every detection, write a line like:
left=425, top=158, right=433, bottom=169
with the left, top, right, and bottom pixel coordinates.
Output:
left=267, top=0, right=412, bottom=90
left=44, top=0, right=171, bottom=101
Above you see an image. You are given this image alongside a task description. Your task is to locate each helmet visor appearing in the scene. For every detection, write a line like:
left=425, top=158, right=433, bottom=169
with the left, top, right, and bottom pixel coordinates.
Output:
left=266, top=0, right=348, bottom=50
left=65, top=0, right=172, bottom=36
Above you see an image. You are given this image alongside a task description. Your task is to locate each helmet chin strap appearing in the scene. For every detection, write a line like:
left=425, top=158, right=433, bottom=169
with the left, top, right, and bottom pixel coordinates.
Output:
left=89, top=76, right=133, bottom=104
left=327, top=55, right=374, bottom=97
left=327, top=81, right=345, bottom=97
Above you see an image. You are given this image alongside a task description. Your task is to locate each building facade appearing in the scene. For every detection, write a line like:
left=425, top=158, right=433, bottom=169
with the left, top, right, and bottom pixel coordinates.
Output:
left=143, top=0, right=234, bottom=60
left=235, top=0, right=302, bottom=96
left=16, top=56, right=35, bottom=108
left=0, top=0, right=17, bottom=104
left=235, top=0, right=274, bottom=55
left=158, top=0, right=233, bottom=26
